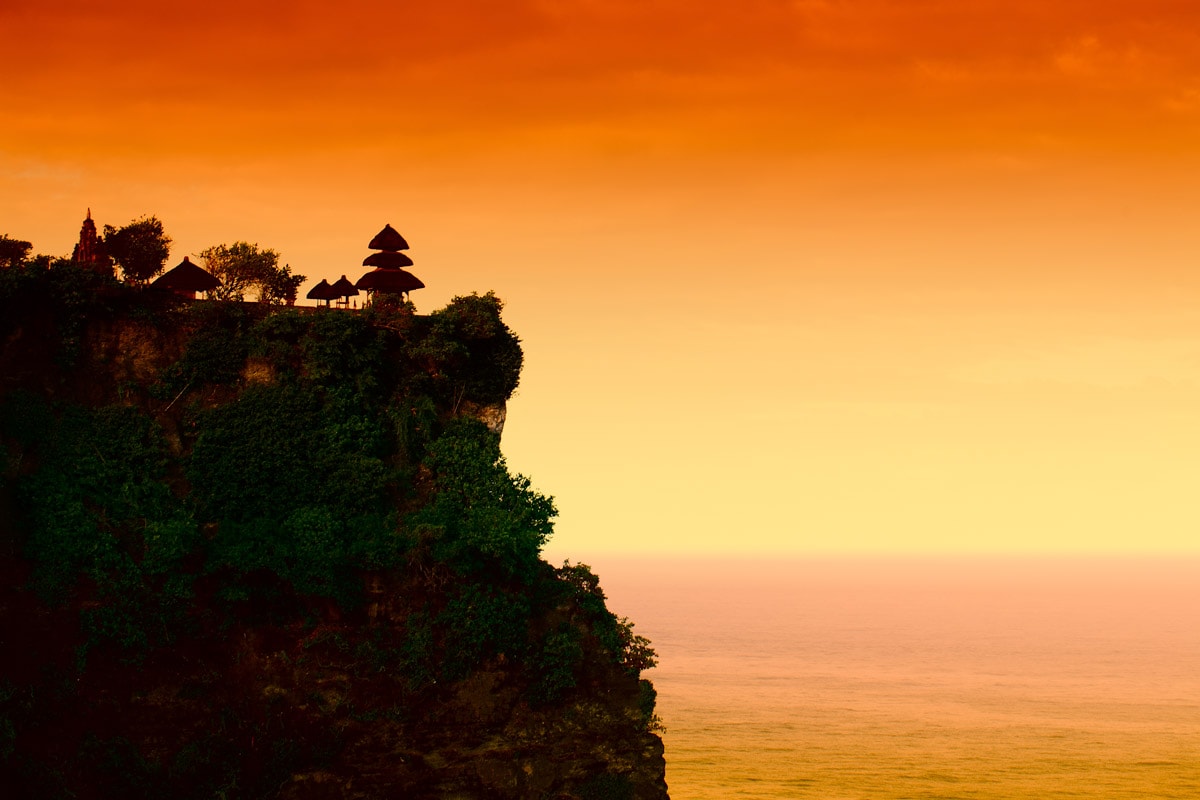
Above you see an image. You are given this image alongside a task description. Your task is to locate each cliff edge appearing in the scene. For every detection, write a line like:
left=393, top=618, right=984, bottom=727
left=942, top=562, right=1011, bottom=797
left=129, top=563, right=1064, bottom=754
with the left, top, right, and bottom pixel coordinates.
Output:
left=0, top=262, right=668, bottom=799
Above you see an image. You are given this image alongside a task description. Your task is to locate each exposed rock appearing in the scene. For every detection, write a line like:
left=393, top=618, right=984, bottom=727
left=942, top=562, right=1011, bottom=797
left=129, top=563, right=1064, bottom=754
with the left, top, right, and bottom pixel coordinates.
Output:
left=460, top=399, right=507, bottom=435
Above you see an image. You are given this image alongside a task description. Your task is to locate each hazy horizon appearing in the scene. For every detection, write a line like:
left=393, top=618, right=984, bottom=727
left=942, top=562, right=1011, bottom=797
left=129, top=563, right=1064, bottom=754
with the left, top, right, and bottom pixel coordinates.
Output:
left=598, top=556, right=1200, bottom=798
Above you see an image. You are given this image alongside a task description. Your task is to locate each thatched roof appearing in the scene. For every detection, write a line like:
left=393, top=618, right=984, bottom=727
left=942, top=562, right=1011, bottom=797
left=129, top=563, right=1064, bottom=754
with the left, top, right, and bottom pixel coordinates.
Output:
left=362, top=250, right=414, bottom=268
left=356, top=268, right=425, bottom=294
left=330, top=275, right=360, bottom=297
left=367, top=224, right=409, bottom=252
left=306, top=279, right=337, bottom=301
left=153, top=257, right=220, bottom=293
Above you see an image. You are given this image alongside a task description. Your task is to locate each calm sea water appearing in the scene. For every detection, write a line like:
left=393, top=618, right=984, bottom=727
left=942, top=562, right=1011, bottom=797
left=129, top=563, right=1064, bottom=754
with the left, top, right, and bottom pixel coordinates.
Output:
left=588, top=556, right=1200, bottom=800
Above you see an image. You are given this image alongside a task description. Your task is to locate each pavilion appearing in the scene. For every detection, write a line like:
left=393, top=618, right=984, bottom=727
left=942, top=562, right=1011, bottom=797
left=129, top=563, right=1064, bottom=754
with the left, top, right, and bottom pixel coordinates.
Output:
left=152, top=257, right=221, bottom=299
left=355, top=224, right=424, bottom=304
left=306, top=279, right=337, bottom=307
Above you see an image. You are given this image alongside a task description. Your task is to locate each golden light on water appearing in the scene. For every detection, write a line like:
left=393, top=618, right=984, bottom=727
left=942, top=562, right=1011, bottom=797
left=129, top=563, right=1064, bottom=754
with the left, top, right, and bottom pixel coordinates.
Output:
left=596, top=557, right=1200, bottom=798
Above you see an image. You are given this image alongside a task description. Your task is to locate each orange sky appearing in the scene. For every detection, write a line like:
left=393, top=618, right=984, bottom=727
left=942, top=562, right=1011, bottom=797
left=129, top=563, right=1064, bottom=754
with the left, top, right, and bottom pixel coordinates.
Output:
left=6, top=1, right=1200, bottom=555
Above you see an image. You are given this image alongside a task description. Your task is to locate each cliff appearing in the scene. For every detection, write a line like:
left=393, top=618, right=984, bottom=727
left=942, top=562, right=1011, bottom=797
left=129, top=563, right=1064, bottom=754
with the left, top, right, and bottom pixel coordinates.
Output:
left=0, top=262, right=667, bottom=799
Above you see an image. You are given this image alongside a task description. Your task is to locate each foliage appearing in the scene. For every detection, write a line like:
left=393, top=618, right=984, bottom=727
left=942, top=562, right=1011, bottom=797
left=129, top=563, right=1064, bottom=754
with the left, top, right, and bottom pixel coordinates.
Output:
left=0, top=682, right=16, bottom=763
left=260, top=261, right=305, bottom=305
left=205, top=509, right=374, bottom=605
left=0, top=234, right=31, bottom=268
left=530, top=624, right=583, bottom=704
left=638, top=679, right=665, bottom=734
left=199, top=241, right=304, bottom=304
left=0, top=257, right=121, bottom=367
left=0, top=389, right=54, bottom=450
left=298, top=310, right=387, bottom=397
left=390, top=393, right=438, bottom=467
left=597, top=616, right=658, bottom=675
left=364, top=292, right=415, bottom=324
left=102, top=216, right=171, bottom=284
left=13, top=402, right=197, bottom=653
left=395, top=611, right=437, bottom=689
left=411, top=292, right=523, bottom=408
left=578, top=773, right=635, bottom=800
left=412, top=418, right=556, bottom=577
left=247, top=307, right=309, bottom=376
left=187, top=376, right=402, bottom=601
left=439, top=583, right=531, bottom=678
left=187, top=384, right=388, bottom=522
left=152, top=303, right=251, bottom=396
left=556, top=560, right=610, bottom=617
left=557, top=562, right=657, bottom=675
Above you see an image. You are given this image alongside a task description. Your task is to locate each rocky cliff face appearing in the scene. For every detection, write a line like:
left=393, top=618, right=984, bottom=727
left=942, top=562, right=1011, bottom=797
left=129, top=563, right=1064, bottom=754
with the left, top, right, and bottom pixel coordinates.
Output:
left=0, top=265, right=667, bottom=799
left=0, top=559, right=667, bottom=800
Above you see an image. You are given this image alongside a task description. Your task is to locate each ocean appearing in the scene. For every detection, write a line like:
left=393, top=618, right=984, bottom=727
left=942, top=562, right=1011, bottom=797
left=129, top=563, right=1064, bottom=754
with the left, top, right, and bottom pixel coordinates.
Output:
left=587, top=556, right=1200, bottom=799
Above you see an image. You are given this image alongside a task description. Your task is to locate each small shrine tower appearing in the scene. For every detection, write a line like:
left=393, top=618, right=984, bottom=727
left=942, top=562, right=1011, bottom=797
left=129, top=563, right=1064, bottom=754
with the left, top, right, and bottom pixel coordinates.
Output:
left=71, top=209, right=112, bottom=276
left=355, top=224, right=424, bottom=304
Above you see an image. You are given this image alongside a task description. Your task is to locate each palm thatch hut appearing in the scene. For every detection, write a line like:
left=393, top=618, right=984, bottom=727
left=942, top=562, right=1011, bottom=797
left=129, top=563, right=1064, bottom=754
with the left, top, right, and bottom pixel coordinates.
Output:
left=330, top=275, right=360, bottom=308
left=153, top=257, right=220, bottom=299
left=306, top=278, right=337, bottom=307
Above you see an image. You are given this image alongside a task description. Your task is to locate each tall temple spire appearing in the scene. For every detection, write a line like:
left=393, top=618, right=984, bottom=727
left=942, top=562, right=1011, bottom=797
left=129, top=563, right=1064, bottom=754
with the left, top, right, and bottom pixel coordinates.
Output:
left=71, top=209, right=111, bottom=275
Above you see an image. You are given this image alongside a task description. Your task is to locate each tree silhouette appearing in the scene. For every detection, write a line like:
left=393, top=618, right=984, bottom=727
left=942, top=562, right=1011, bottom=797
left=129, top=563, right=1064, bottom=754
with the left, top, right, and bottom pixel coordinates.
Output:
left=0, top=234, right=32, bottom=268
left=199, top=242, right=305, bottom=304
left=103, top=216, right=171, bottom=284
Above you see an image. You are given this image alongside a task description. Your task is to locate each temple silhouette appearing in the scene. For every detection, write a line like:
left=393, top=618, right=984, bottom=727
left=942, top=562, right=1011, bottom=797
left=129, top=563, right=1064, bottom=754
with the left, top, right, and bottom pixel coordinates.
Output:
left=306, top=224, right=425, bottom=310
left=70, top=210, right=111, bottom=275
left=355, top=223, right=425, bottom=302
left=67, top=212, right=426, bottom=310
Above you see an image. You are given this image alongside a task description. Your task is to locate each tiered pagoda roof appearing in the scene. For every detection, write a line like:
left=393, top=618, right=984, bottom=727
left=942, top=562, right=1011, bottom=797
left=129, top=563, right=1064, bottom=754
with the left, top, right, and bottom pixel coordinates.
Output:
left=355, top=224, right=424, bottom=299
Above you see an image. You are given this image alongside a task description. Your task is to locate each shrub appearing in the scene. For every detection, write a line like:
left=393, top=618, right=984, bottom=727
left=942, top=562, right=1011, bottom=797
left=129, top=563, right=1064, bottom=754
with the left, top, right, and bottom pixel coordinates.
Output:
left=557, top=562, right=658, bottom=676
left=578, top=773, right=634, bottom=800
left=440, top=583, right=531, bottom=678
left=299, top=310, right=386, bottom=396
left=0, top=389, right=54, bottom=449
left=188, top=384, right=389, bottom=523
left=638, top=679, right=664, bottom=733
left=409, top=292, right=523, bottom=408
left=412, top=418, right=555, bottom=577
left=530, top=624, right=583, bottom=705
left=599, top=616, right=658, bottom=675
left=18, top=404, right=193, bottom=608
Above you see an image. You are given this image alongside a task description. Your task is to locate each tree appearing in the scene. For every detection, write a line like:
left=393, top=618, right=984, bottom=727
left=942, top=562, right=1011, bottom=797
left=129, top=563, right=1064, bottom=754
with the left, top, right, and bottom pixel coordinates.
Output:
left=199, top=242, right=305, bottom=304
left=102, top=216, right=171, bottom=283
left=414, top=418, right=556, bottom=577
left=413, top=292, right=524, bottom=408
left=259, top=262, right=305, bottom=305
left=0, top=235, right=32, bottom=269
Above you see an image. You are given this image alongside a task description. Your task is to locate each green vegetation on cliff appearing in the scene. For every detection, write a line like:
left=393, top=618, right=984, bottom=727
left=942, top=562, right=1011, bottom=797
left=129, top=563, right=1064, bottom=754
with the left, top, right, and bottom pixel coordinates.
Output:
left=0, top=256, right=664, bottom=799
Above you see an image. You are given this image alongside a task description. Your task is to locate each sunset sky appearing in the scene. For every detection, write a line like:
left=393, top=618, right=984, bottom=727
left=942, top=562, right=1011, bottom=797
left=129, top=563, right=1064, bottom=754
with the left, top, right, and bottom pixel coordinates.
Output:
left=6, top=0, right=1200, bottom=555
